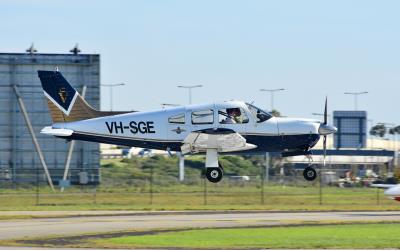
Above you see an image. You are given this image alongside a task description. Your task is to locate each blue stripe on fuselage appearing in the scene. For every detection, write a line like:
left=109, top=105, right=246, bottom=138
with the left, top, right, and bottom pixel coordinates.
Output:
left=244, top=134, right=320, bottom=152
left=66, top=132, right=320, bottom=153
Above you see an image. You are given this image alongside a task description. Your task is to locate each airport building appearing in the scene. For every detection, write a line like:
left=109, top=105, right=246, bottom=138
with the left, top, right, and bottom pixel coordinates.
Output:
left=0, top=50, right=101, bottom=185
left=333, top=111, right=367, bottom=149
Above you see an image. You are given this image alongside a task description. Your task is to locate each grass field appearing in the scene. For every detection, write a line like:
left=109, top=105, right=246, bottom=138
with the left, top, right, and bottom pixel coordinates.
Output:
left=94, top=223, right=400, bottom=249
left=0, top=185, right=398, bottom=211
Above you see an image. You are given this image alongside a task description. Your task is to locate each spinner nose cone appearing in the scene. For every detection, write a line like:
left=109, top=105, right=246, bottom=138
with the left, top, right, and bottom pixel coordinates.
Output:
left=318, top=124, right=337, bottom=135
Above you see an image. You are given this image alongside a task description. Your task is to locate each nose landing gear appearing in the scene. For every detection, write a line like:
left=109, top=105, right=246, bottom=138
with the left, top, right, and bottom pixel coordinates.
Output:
left=303, top=154, right=317, bottom=181
left=303, top=166, right=317, bottom=181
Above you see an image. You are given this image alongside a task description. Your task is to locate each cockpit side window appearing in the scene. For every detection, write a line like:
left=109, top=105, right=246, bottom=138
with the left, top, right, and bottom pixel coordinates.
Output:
left=245, top=103, right=272, bottom=123
left=218, top=108, right=249, bottom=124
left=168, top=113, right=185, bottom=124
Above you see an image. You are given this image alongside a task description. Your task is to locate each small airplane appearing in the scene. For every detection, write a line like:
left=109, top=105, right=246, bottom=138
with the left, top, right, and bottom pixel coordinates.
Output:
left=38, top=70, right=337, bottom=183
left=371, top=184, right=400, bottom=202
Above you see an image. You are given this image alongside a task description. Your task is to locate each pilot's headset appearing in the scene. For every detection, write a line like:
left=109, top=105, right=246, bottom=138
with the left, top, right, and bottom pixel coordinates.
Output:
left=232, top=108, right=242, bottom=123
left=233, top=108, right=241, bottom=116
left=226, top=108, right=235, bottom=117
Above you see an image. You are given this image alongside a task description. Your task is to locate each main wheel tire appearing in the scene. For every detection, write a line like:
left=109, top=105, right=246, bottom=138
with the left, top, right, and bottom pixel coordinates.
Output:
left=206, top=167, right=223, bottom=183
left=303, top=166, right=317, bottom=181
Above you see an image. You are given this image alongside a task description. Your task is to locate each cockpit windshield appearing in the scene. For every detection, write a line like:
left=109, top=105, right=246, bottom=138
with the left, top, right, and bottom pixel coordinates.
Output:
left=245, top=103, right=273, bottom=123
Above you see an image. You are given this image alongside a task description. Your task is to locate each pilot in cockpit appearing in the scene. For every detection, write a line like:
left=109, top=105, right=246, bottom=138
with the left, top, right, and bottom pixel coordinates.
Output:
left=223, top=108, right=241, bottom=124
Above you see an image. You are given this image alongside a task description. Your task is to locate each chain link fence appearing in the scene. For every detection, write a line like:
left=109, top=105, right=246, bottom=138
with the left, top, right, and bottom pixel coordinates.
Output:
left=0, top=166, right=389, bottom=209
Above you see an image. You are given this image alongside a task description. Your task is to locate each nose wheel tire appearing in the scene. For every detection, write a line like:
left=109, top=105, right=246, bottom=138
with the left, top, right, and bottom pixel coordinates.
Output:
left=303, top=166, right=317, bottom=181
left=206, top=167, right=223, bottom=183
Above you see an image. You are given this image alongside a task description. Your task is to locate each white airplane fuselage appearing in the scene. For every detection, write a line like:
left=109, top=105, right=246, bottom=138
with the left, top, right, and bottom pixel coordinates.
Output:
left=384, top=185, right=400, bottom=202
left=48, top=101, right=322, bottom=154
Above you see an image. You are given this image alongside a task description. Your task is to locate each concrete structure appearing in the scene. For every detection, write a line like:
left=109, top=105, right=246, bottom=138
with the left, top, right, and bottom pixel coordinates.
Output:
left=0, top=52, right=100, bottom=185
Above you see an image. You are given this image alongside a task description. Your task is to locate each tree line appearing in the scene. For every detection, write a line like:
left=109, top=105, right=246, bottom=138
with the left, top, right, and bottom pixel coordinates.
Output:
left=370, top=124, right=400, bottom=138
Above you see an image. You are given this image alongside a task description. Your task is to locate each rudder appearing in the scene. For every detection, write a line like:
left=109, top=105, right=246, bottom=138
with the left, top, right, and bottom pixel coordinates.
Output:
left=38, top=70, right=100, bottom=122
left=38, top=70, right=131, bottom=123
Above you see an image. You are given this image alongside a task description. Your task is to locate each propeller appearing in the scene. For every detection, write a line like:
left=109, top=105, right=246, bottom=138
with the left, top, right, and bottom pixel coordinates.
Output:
left=317, top=97, right=337, bottom=167
left=323, top=97, right=327, bottom=168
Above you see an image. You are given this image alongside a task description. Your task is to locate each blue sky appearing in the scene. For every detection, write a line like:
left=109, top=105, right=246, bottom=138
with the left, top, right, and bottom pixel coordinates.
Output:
left=1, top=0, right=399, bottom=125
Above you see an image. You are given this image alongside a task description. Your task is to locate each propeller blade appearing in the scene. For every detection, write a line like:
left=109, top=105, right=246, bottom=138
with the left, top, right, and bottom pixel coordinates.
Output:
left=323, top=97, right=327, bottom=125
left=323, top=135, right=327, bottom=167
left=323, top=97, right=328, bottom=169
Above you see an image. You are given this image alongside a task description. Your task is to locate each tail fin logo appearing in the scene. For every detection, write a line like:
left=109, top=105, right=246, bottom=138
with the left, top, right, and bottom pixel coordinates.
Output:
left=58, top=88, right=67, bottom=103
left=38, top=71, right=78, bottom=116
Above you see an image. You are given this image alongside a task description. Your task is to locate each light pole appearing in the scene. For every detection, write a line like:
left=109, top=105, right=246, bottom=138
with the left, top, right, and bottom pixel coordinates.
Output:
left=177, top=85, right=203, bottom=104
left=259, top=88, right=284, bottom=183
left=176, top=85, right=203, bottom=182
left=260, top=88, right=285, bottom=111
left=344, top=91, right=368, bottom=111
left=101, top=83, right=125, bottom=111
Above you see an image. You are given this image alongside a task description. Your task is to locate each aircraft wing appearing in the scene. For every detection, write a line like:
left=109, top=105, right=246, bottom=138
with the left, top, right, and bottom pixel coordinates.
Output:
left=181, top=128, right=257, bottom=154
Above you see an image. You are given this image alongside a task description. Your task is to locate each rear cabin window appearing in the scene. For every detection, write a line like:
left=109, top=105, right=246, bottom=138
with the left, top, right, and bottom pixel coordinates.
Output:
left=168, top=114, right=185, bottom=124
left=191, top=110, right=214, bottom=124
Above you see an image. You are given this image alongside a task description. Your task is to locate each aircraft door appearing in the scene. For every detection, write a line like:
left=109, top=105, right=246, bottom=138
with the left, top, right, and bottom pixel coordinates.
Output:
left=245, top=103, right=280, bottom=150
left=217, top=107, right=249, bottom=134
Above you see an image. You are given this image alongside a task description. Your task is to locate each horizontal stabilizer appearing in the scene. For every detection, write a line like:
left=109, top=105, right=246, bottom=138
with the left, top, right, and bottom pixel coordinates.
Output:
left=41, top=126, right=74, bottom=137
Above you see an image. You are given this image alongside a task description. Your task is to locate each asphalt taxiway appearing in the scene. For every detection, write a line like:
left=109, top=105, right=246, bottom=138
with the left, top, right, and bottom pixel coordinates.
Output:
left=0, top=210, right=400, bottom=241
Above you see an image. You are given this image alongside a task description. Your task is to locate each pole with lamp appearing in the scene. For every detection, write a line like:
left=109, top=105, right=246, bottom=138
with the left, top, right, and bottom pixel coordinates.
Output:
left=259, top=88, right=285, bottom=112
left=177, top=84, right=203, bottom=181
left=259, top=88, right=285, bottom=182
left=101, top=83, right=126, bottom=111
left=177, top=85, right=203, bottom=105
left=344, top=91, right=368, bottom=111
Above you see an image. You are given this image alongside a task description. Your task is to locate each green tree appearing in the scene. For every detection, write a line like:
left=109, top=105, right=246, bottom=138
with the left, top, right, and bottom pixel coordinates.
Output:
left=271, top=109, right=281, bottom=117
left=388, top=125, right=400, bottom=136
left=370, top=124, right=387, bottom=138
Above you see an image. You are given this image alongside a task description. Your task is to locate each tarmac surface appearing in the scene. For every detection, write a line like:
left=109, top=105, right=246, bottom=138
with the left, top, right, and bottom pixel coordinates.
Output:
left=0, top=210, right=400, bottom=241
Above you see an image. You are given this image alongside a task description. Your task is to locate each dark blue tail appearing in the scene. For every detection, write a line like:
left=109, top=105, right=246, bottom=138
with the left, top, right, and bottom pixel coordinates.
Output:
left=38, top=70, right=130, bottom=123
left=38, top=71, right=78, bottom=115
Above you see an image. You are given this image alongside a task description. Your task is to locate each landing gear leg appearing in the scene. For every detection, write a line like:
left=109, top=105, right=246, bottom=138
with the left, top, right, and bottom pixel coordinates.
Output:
left=303, top=154, right=317, bottom=181
left=205, top=149, right=223, bottom=183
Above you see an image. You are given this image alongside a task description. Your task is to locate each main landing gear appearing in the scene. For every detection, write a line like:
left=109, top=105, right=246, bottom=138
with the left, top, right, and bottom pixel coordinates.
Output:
left=205, top=165, right=223, bottom=183
left=203, top=149, right=318, bottom=183
left=204, top=149, right=224, bottom=183
left=303, top=154, right=317, bottom=181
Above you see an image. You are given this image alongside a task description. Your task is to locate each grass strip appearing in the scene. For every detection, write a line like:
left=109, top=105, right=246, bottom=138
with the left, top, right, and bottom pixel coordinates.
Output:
left=95, top=223, right=400, bottom=249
